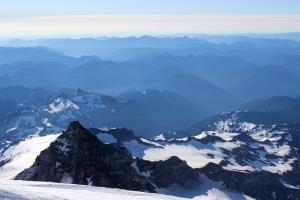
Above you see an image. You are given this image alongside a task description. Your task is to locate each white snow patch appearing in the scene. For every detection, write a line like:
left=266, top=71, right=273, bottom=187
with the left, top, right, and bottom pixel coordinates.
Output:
left=214, top=141, right=240, bottom=151
left=43, top=118, right=53, bottom=127
left=176, top=137, right=189, bottom=142
left=193, top=133, right=207, bottom=140
left=261, top=144, right=291, bottom=157
left=143, top=144, right=223, bottom=169
left=280, top=179, right=300, bottom=189
left=5, top=127, right=18, bottom=133
left=154, top=134, right=166, bottom=141
left=46, top=99, right=79, bottom=113
left=194, top=131, right=239, bottom=142
left=223, top=158, right=257, bottom=172
left=140, top=138, right=163, bottom=147
left=0, top=134, right=60, bottom=180
left=56, top=138, right=71, bottom=155
left=159, top=175, right=254, bottom=200
left=215, top=120, right=235, bottom=132
left=260, top=158, right=296, bottom=174
left=250, top=129, right=285, bottom=142
left=238, top=122, right=256, bottom=132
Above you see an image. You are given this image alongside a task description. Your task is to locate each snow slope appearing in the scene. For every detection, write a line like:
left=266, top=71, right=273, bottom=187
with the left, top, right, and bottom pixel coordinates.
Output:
left=0, top=180, right=253, bottom=200
left=148, top=112, right=297, bottom=175
left=0, top=180, right=183, bottom=200
left=0, top=134, right=60, bottom=180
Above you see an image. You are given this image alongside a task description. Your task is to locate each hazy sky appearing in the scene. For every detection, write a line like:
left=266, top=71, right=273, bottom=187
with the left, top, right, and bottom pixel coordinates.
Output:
left=1, top=0, right=300, bottom=16
left=0, top=0, right=300, bottom=37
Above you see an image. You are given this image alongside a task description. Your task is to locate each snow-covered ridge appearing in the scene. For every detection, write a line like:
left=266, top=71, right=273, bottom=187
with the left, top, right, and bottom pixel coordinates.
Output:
left=91, top=116, right=297, bottom=175
left=0, top=91, right=117, bottom=152
left=45, top=98, right=80, bottom=113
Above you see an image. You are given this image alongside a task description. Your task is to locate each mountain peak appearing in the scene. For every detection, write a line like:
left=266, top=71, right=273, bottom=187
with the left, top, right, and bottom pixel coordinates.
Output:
left=67, top=121, right=86, bottom=132
left=64, top=121, right=92, bottom=142
left=15, top=122, right=203, bottom=193
left=15, top=122, right=156, bottom=192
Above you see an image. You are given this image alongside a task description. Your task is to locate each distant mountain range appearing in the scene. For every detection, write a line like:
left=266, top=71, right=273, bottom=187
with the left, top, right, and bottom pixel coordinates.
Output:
left=1, top=36, right=300, bottom=111
left=0, top=86, right=204, bottom=139
left=238, top=96, right=300, bottom=124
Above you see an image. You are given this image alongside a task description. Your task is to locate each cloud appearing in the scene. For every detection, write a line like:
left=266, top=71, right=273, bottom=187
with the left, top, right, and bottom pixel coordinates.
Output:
left=0, top=15, right=300, bottom=38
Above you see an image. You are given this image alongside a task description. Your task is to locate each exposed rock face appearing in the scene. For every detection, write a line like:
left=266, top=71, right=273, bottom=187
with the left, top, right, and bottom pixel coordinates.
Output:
left=199, top=162, right=300, bottom=200
left=15, top=121, right=155, bottom=192
left=136, top=156, right=200, bottom=188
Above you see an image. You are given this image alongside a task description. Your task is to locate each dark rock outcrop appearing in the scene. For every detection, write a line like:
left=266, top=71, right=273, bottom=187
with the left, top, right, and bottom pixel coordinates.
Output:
left=136, top=156, right=200, bottom=188
left=15, top=121, right=155, bottom=192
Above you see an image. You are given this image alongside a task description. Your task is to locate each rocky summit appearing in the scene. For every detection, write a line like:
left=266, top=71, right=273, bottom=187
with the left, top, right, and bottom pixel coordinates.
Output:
left=15, top=121, right=155, bottom=192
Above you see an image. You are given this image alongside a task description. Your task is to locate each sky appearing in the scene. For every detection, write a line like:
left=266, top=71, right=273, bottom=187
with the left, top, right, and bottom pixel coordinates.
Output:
left=0, top=0, right=300, bottom=37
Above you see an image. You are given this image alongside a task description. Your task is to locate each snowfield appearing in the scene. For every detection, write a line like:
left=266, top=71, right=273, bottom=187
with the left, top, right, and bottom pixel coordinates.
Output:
left=143, top=143, right=224, bottom=169
left=0, top=134, right=60, bottom=180
left=0, top=180, right=253, bottom=200
left=0, top=180, right=183, bottom=200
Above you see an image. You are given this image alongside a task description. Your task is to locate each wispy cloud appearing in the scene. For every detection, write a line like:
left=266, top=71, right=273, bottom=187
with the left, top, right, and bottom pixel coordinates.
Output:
left=0, top=15, right=300, bottom=38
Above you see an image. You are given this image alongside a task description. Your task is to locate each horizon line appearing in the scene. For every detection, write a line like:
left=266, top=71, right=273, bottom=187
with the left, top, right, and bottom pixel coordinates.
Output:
left=0, top=14, right=300, bottom=38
